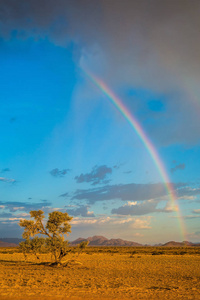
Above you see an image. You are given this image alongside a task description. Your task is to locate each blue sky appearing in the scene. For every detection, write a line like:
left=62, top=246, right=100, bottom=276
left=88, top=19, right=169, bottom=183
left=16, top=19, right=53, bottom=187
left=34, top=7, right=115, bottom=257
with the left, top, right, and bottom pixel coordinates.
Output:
left=0, top=0, right=200, bottom=244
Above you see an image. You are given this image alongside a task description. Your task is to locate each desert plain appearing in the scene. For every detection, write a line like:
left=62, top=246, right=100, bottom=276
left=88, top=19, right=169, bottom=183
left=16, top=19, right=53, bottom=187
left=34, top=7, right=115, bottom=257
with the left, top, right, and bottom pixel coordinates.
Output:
left=0, top=246, right=199, bottom=300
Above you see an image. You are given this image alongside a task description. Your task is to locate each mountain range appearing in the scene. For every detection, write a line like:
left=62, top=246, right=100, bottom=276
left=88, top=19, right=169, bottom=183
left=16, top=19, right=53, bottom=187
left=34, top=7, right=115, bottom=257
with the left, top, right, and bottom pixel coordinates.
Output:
left=70, top=236, right=143, bottom=247
left=70, top=236, right=200, bottom=247
left=0, top=238, right=22, bottom=247
left=0, top=236, right=200, bottom=247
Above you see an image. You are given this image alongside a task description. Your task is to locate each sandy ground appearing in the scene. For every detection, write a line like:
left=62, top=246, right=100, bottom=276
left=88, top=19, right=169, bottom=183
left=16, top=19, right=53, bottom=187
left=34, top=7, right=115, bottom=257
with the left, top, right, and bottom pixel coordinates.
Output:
left=0, top=249, right=199, bottom=299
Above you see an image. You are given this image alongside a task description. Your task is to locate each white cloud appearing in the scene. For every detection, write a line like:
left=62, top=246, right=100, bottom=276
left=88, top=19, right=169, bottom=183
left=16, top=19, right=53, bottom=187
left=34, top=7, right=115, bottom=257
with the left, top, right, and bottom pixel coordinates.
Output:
left=127, top=201, right=137, bottom=206
left=130, top=217, right=152, bottom=229
left=164, top=201, right=178, bottom=212
left=0, top=177, right=16, bottom=183
left=15, top=213, right=30, bottom=217
left=12, top=207, right=25, bottom=211
left=177, top=195, right=196, bottom=201
left=132, top=233, right=144, bottom=237
left=87, top=210, right=94, bottom=216
left=71, top=215, right=152, bottom=229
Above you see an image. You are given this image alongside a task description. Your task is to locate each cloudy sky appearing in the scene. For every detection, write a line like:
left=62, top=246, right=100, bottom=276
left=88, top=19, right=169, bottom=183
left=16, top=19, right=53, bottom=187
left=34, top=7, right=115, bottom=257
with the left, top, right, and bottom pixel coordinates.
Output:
left=0, top=0, right=200, bottom=244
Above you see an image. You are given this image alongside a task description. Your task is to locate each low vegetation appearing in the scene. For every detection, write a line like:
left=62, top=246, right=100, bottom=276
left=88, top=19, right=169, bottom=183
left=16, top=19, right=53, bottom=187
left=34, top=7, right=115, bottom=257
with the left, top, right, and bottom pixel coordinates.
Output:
left=0, top=246, right=199, bottom=299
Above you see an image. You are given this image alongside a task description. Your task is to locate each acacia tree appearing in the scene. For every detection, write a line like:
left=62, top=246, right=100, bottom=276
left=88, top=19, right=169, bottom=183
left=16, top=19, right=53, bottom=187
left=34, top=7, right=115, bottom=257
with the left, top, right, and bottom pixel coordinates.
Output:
left=19, top=210, right=73, bottom=263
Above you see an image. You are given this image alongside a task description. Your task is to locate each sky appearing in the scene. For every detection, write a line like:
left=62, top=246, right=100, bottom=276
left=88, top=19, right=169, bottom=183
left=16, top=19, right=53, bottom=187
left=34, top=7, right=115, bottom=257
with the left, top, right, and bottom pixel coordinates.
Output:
left=0, top=0, right=200, bottom=244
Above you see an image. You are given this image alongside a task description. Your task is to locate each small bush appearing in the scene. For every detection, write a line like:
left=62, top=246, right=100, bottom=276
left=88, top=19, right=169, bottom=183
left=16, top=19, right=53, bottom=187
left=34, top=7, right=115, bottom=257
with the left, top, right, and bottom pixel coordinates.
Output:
left=152, top=251, right=164, bottom=255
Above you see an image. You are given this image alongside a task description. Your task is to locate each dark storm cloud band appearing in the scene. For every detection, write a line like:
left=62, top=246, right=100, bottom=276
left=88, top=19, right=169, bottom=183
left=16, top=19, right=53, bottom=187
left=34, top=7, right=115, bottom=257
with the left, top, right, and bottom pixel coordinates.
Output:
left=1, top=0, right=200, bottom=146
left=71, top=182, right=199, bottom=204
left=72, top=182, right=168, bottom=204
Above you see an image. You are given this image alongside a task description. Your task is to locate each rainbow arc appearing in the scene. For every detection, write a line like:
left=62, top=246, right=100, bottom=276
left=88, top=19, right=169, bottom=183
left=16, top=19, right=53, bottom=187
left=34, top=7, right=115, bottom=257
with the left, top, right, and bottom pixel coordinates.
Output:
left=82, top=65, right=187, bottom=241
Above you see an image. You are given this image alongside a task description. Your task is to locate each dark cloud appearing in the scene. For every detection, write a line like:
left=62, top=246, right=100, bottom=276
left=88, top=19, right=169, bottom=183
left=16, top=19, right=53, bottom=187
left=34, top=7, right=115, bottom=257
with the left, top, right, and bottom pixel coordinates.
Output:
left=72, top=182, right=169, bottom=204
left=1, top=0, right=199, bottom=84
left=182, top=215, right=200, bottom=219
left=72, top=181, right=194, bottom=204
left=113, top=164, right=122, bottom=170
left=65, top=205, right=95, bottom=217
left=0, top=200, right=51, bottom=212
left=171, top=163, right=185, bottom=174
left=177, top=186, right=200, bottom=198
left=111, top=200, right=169, bottom=216
left=124, top=170, right=132, bottom=174
left=1, top=0, right=200, bottom=147
left=0, top=168, right=10, bottom=173
left=59, top=192, right=69, bottom=198
left=0, top=212, right=14, bottom=218
left=50, top=168, right=70, bottom=177
left=75, top=165, right=112, bottom=186
left=0, top=0, right=102, bottom=47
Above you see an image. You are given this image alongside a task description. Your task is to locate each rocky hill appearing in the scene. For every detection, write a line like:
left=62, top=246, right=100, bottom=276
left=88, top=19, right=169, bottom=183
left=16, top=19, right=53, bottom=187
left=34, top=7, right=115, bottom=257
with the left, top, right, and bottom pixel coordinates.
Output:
left=0, top=241, right=18, bottom=247
left=0, top=238, right=23, bottom=247
left=70, top=235, right=143, bottom=247
left=0, top=236, right=199, bottom=247
left=162, top=241, right=200, bottom=247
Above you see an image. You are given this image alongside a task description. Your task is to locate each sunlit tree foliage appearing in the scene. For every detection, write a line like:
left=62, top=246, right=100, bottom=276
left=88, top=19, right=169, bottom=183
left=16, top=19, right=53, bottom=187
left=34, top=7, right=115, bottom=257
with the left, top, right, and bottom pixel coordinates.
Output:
left=19, top=210, right=73, bottom=263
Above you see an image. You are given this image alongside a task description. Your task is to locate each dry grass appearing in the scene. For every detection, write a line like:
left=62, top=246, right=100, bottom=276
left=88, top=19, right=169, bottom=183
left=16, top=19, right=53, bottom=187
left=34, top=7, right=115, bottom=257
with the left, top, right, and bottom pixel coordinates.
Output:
left=0, top=247, right=199, bottom=299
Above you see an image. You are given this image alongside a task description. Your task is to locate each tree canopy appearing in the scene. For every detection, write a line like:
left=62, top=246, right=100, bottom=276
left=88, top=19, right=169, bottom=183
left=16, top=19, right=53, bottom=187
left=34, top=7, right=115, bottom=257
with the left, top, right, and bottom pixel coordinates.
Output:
left=19, top=210, right=73, bottom=263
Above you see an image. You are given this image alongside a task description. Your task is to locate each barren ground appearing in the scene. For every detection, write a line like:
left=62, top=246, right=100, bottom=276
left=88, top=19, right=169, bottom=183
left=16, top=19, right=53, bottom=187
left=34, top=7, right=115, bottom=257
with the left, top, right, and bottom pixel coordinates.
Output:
left=0, top=247, right=199, bottom=299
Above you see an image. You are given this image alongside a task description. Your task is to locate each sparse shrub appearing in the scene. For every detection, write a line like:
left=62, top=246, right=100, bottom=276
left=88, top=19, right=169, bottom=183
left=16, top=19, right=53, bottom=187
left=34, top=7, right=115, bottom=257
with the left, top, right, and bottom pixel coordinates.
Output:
left=19, top=239, right=32, bottom=259
left=152, top=251, right=164, bottom=255
left=19, top=210, right=73, bottom=263
left=77, top=241, right=89, bottom=255
left=179, top=251, right=187, bottom=255
left=19, top=237, right=46, bottom=260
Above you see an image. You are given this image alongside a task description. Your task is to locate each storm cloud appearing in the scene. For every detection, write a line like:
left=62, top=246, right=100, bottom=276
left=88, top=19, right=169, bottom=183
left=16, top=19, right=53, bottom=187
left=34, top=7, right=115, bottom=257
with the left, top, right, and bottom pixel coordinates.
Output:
left=72, top=182, right=168, bottom=204
left=75, top=165, right=112, bottom=185
left=1, top=0, right=200, bottom=145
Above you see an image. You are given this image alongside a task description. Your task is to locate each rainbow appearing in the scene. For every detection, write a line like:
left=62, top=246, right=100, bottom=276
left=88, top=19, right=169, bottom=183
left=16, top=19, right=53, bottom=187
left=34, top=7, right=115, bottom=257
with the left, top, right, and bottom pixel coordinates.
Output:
left=82, top=66, right=187, bottom=241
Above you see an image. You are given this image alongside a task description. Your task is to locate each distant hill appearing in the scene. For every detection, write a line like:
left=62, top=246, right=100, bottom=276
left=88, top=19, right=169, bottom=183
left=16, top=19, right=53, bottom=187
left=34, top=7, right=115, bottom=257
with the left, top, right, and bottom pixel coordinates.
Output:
left=70, top=236, right=200, bottom=247
left=70, top=235, right=143, bottom=247
left=162, top=241, right=200, bottom=247
left=0, top=236, right=199, bottom=247
left=0, top=241, right=18, bottom=247
left=0, top=238, right=23, bottom=247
